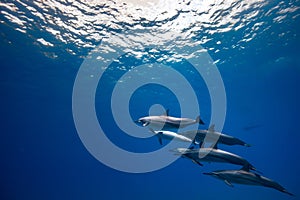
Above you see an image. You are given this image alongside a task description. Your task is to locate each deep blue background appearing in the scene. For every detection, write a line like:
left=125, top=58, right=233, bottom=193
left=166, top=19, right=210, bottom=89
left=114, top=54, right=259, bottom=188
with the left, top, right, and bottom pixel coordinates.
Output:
left=1, top=1, right=300, bottom=200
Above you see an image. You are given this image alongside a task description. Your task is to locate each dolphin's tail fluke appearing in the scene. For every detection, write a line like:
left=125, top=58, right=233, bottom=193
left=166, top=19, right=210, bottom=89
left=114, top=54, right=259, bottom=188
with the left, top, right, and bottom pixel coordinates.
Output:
left=241, top=163, right=253, bottom=172
left=241, top=163, right=263, bottom=174
left=196, top=116, right=205, bottom=125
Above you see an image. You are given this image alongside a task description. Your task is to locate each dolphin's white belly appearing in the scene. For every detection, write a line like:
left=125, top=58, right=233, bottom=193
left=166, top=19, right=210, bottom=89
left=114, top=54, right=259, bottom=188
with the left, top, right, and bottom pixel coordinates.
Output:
left=160, top=131, right=192, bottom=142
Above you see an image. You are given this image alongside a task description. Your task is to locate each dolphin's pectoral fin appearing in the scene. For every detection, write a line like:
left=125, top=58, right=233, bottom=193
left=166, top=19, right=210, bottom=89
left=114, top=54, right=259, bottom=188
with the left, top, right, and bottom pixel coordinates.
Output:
left=149, top=128, right=156, bottom=134
left=196, top=116, right=205, bottom=125
left=224, top=180, right=234, bottom=187
left=181, top=154, right=187, bottom=159
left=157, top=135, right=163, bottom=145
left=158, top=137, right=162, bottom=145
left=199, top=141, right=204, bottom=148
left=192, top=159, right=203, bottom=166
left=143, top=122, right=150, bottom=127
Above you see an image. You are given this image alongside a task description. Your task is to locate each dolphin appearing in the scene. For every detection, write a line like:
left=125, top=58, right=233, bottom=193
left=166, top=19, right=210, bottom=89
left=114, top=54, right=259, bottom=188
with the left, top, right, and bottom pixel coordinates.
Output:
left=136, top=109, right=204, bottom=129
left=179, top=124, right=251, bottom=148
left=149, top=128, right=193, bottom=145
left=203, top=169, right=294, bottom=196
left=172, top=147, right=256, bottom=171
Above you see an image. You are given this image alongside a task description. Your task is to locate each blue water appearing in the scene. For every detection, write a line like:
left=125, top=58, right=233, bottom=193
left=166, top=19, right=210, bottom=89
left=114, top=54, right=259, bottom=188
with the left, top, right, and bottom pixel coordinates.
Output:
left=1, top=0, right=300, bottom=199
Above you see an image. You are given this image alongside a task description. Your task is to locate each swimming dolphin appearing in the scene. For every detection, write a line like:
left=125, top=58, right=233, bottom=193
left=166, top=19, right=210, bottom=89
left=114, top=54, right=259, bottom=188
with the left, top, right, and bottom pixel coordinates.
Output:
left=136, top=109, right=204, bottom=129
left=203, top=169, right=294, bottom=196
left=179, top=124, right=251, bottom=148
left=149, top=128, right=193, bottom=145
left=172, top=147, right=256, bottom=171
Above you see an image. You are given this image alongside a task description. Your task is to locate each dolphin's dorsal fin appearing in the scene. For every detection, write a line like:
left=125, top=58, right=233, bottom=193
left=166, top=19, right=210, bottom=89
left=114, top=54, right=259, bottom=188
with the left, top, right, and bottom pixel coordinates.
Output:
left=224, top=180, right=234, bottom=187
left=212, top=143, right=218, bottom=149
left=240, top=164, right=250, bottom=172
left=162, top=109, right=169, bottom=116
left=158, top=135, right=163, bottom=145
left=208, top=124, right=215, bottom=132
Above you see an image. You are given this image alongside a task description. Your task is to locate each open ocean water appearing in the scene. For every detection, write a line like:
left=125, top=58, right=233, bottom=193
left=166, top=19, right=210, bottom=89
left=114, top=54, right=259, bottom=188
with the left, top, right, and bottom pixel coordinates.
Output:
left=1, top=0, right=300, bottom=199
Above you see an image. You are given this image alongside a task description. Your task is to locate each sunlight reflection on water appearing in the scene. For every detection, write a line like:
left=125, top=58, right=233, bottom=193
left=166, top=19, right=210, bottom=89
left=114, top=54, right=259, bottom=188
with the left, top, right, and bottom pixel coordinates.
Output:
left=0, top=0, right=299, bottom=61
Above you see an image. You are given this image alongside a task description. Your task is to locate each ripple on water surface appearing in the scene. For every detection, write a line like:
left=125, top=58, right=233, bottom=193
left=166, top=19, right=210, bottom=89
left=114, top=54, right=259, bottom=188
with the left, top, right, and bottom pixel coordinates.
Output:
left=0, top=0, right=299, bottom=62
